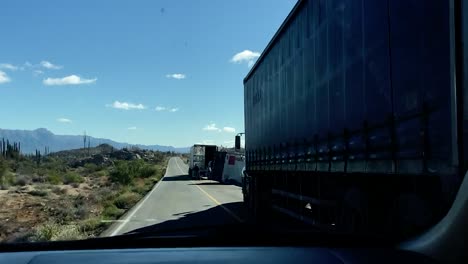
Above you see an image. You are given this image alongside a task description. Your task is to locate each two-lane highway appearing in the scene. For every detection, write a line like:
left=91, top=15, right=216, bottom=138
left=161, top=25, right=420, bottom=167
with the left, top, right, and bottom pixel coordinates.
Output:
left=102, top=157, right=245, bottom=236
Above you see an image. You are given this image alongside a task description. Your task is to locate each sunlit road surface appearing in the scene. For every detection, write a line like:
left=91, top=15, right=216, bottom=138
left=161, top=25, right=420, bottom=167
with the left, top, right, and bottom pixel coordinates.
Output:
left=101, top=157, right=245, bottom=237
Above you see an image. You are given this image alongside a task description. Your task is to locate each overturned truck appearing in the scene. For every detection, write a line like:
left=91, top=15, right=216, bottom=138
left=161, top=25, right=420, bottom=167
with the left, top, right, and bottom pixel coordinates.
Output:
left=188, top=144, right=217, bottom=179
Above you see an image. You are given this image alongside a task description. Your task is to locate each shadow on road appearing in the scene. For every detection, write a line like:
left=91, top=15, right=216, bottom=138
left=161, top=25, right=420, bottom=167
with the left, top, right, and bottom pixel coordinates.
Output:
left=172, top=211, right=195, bottom=216
left=124, top=202, right=246, bottom=234
left=162, top=174, right=190, bottom=181
left=189, top=180, right=242, bottom=188
left=188, top=182, right=224, bottom=186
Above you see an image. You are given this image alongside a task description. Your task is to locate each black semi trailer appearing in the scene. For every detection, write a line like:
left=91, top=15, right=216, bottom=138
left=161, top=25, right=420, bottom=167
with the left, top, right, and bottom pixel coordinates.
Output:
left=242, top=0, right=467, bottom=238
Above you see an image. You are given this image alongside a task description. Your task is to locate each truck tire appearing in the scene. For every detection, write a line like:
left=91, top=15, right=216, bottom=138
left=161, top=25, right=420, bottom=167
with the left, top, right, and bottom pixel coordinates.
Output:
left=252, top=175, right=272, bottom=224
left=188, top=168, right=192, bottom=178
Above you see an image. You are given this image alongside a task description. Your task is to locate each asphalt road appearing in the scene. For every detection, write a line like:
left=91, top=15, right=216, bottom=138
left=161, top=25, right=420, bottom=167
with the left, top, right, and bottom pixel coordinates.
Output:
left=102, top=157, right=245, bottom=236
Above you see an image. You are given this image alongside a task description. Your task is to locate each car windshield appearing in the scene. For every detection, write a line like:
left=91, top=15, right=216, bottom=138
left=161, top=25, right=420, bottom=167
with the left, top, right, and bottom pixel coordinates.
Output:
left=0, top=0, right=466, bottom=245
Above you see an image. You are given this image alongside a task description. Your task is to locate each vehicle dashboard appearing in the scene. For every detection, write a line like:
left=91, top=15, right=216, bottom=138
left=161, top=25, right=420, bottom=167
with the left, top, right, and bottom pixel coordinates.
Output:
left=0, top=247, right=436, bottom=264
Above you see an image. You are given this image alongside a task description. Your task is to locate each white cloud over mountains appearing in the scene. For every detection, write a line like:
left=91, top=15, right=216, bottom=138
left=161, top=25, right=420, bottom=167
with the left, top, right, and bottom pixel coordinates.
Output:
left=40, top=60, right=63, bottom=70
left=57, top=118, right=72, bottom=123
left=43, top=75, right=97, bottom=85
left=203, top=123, right=236, bottom=133
left=166, top=73, right=186, bottom=79
left=108, top=101, right=146, bottom=110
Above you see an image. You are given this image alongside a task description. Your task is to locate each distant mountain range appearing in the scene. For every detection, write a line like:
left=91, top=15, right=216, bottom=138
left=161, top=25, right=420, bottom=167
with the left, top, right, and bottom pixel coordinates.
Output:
left=0, top=128, right=190, bottom=154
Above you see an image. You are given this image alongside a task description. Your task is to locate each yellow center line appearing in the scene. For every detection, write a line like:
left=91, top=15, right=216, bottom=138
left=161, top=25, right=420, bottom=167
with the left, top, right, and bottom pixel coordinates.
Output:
left=191, top=180, right=244, bottom=223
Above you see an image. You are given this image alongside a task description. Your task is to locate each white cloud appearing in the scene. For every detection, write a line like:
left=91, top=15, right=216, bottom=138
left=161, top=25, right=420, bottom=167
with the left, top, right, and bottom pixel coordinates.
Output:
left=0, top=61, right=62, bottom=72
left=128, top=126, right=137, bottom=130
left=43, top=75, right=97, bottom=85
left=108, top=101, right=146, bottom=110
left=33, top=70, right=44, bottom=76
left=155, top=106, right=179, bottom=112
left=196, top=139, right=215, bottom=145
left=230, top=50, right=260, bottom=67
left=166, top=73, right=186, bottom=79
left=223, top=127, right=236, bottom=133
left=57, top=118, right=72, bottom=123
left=203, top=123, right=221, bottom=132
left=40, top=60, right=63, bottom=70
left=0, top=71, right=11, bottom=83
left=0, top=63, right=19, bottom=71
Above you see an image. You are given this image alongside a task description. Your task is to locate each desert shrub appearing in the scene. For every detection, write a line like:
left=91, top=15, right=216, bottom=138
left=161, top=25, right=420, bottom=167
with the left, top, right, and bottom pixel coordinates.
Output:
left=54, top=225, right=86, bottom=241
left=95, top=169, right=108, bottom=177
left=103, top=204, right=124, bottom=219
left=30, top=222, right=60, bottom=241
left=1, top=171, right=15, bottom=187
left=15, top=175, right=31, bottom=186
left=31, top=223, right=86, bottom=242
left=36, top=167, right=47, bottom=176
left=32, top=174, right=46, bottom=183
left=110, top=160, right=157, bottom=184
left=54, top=204, right=75, bottom=222
left=131, top=184, right=147, bottom=195
left=46, top=173, right=62, bottom=184
left=113, top=192, right=141, bottom=209
left=0, top=158, right=8, bottom=175
left=37, top=183, right=52, bottom=190
left=0, top=159, right=14, bottom=189
left=75, top=206, right=90, bottom=220
left=95, top=186, right=118, bottom=201
left=52, top=186, right=67, bottom=195
left=42, top=157, right=67, bottom=173
left=63, top=172, right=84, bottom=184
left=139, top=164, right=157, bottom=178
left=29, top=190, right=49, bottom=197
left=80, top=218, right=104, bottom=232
left=72, top=195, right=92, bottom=219
left=84, top=163, right=102, bottom=173
left=110, top=161, right=133, bottom=184
left=16, top=160, right=36, bottom=175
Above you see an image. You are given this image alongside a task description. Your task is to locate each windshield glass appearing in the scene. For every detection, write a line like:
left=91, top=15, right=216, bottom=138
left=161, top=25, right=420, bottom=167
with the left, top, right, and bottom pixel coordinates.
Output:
left=0, top=0, right=465, bottom=244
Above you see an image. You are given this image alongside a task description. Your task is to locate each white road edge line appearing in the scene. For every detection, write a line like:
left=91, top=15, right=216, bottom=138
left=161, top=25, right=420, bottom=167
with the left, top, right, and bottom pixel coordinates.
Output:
left=174, top=158, right=186, bottom=175
left=109, top=158, right=173, bottom=236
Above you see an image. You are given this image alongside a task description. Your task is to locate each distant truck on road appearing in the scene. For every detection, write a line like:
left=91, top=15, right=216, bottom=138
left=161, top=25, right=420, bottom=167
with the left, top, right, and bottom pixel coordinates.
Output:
left=188, top=144, right=217, bottom=179
left=241, top=0, right=467, bottom=239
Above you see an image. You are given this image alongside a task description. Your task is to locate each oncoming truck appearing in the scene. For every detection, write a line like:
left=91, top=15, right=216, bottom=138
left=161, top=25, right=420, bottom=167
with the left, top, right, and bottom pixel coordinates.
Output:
left=188, top=144, right=217, bottom=179
left=242, top=0, right=467, bottom=239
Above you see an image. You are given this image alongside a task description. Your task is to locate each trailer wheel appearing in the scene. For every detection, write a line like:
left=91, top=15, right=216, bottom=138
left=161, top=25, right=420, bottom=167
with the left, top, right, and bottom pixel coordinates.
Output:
left=253, top=175, right=272, bottom=224
left=242, top=173, right=250, bottom=206
left=338, top=188, right=368, bottom=234
left=245, top=176, right=257, bottom=223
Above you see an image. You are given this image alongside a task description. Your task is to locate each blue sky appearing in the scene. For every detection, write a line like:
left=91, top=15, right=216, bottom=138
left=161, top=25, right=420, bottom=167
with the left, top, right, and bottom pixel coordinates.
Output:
left=0, top=0, right=296, bottom=147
